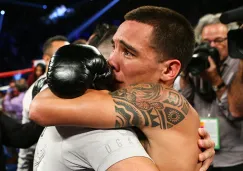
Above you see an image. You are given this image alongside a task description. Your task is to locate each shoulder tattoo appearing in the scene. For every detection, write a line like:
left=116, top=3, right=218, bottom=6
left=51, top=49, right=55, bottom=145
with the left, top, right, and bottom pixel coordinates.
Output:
left=110, top=83, right=190, bottom=129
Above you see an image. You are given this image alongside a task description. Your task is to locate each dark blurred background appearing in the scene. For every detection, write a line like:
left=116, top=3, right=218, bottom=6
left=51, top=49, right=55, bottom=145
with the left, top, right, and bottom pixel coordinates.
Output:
left=0, top=0, right=243, bottom=75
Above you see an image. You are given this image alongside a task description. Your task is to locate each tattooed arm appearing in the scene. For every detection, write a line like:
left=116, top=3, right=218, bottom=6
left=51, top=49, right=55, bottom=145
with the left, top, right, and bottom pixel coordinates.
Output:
left=30, top=83, right=189, bottom=129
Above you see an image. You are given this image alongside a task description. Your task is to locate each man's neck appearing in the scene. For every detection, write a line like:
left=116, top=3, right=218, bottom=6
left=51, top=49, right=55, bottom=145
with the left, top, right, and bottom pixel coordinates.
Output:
left=161, top=81, right=174, bottom=88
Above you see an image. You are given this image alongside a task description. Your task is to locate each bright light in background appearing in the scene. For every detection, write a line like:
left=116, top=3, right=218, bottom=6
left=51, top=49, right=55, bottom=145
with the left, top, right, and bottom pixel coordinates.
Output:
left=0, top=10, right=4, bottom=33
left=14, top=73, right=22, bottom=80
left=49, top=5, right=67, bottom=20
left=43, top=5, right=47, bottom=10
left=42, top=5, right=75, bottom=24
left=1, top=10, right=5, bottom=15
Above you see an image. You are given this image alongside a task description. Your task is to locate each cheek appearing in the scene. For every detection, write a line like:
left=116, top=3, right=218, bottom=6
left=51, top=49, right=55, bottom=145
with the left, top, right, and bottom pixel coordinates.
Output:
left=216, top=44, right=228, bottom=54
left=122, top=61, right=152, bottom=79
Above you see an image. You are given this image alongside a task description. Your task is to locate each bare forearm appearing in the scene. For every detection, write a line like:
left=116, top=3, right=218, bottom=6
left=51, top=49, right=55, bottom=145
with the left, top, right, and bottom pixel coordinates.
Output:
left=30, top=88, right=116, bottom=127
left=228, top=60, right=243, bottom=117
left=30, top=83, right=190, bottom=131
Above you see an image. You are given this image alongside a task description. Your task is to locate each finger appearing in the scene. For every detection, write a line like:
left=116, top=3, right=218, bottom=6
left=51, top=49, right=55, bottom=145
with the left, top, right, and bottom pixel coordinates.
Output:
left=208, top=56, right=213, bottom=63
left=199, top=147, right=215, bottom=161
left=198, top=128, right=210, bottom=138
left=198, top=138, right=215, bottom=149
left=199, top=158, right=213, bottom=171
left=208, top=56, right=216, bottom=67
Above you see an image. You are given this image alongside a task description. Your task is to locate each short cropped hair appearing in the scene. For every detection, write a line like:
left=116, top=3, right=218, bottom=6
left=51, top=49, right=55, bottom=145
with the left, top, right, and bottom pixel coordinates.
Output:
left=42, top=35, right=68, bottom=55
left=125, top=6, right=195, bottom=70
left=72, top=39, right=87, bottom=45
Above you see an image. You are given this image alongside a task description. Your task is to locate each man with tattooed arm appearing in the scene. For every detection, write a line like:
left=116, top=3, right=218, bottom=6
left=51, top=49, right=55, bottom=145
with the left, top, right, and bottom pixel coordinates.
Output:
left=30, top=6, right=214, bottom=171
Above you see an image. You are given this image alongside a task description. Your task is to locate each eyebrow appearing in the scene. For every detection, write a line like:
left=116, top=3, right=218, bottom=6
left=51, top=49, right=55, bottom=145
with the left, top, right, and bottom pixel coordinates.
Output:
left=120, top=40, right=138, bottom=54
left=111, top=39, right=138, bottom=54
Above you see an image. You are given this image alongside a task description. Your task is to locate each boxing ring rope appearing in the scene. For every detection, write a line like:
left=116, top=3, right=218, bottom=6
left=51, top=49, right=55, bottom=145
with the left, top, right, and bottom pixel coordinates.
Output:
left=0, top=59, right=45, bottom=91
left=0, top=68, right=33, bottom=78
left=0, top=68, right=33, bottom=91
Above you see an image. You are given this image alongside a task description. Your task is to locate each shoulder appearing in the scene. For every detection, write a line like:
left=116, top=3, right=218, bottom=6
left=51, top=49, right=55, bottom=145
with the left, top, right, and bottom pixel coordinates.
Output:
left=110, top=83, right=191, bottom=129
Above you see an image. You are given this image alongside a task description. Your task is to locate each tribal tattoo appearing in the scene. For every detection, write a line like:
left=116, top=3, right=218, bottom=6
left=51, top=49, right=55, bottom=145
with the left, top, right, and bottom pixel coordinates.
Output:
left=110, top=83, right=190, bottom=129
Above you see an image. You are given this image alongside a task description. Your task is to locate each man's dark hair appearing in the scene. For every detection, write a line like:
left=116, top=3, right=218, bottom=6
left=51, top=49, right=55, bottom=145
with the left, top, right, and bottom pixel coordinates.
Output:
left=88, top=23, right=118, bottom=47
left=72, top=39, right=87, bottom=45
left=125, top=6, right=195, bottom=70
left=42, top=35, right=68, bottom=54
left=98, top=25, right=117, bottom=46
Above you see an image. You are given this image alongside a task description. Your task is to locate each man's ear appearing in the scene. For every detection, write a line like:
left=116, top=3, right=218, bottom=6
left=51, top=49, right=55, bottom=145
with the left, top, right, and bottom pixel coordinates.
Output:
left=160, top=59, right=181, bottom=82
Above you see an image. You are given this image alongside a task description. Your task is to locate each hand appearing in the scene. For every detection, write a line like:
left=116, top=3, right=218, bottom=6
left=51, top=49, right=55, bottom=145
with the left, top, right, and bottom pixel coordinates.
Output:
left=201, top=56, right=221, bottom=85
left=198, top=128, right=215, bottom=171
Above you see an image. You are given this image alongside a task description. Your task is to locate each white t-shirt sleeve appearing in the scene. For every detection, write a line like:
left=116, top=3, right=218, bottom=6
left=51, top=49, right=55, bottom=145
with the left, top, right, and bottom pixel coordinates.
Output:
left=40, top=84, right=48, bottom=92
left=82, top=129, right=152, bottom=171
left=21, top=83, right=34, bottom=124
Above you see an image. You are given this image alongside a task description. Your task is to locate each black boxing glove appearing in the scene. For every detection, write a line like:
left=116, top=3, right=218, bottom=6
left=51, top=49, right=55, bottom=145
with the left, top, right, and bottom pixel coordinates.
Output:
left=32, top=77, right=47, bottom=99
left=47, top=44, right=114, bottom=99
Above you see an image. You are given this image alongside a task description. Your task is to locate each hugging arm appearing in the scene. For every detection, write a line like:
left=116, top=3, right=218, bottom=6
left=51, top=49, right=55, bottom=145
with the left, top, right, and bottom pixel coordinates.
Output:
left=30, top=83, right=214, bottom=170
left=30, top=83, right=189, bottom=130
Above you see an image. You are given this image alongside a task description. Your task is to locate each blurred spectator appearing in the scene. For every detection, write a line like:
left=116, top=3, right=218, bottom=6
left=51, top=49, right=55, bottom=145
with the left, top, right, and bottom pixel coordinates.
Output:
left=17, top=35, right=69, bottom=171
left=27, top=64, right=45, bottom=87
left=0, top=111, right=43, bottom=171
left=3, top=78, right=28, bottom=122
left=72, top=38, right=87, bottom=45
left=27, top=63, right=46, bottom=87
left=174, top=13, right=243, bottom=171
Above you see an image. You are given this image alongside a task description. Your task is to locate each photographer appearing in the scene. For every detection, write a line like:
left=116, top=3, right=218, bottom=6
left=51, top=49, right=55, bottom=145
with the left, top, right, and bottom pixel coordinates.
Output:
left=175, top=13, right=243, bottom=171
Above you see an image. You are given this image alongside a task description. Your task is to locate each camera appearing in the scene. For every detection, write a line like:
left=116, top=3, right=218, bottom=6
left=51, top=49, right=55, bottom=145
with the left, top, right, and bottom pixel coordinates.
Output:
left=228, top=29, right=243, bottom=59
left=187, top=42, right=220, bottom=76
left=184, top=43, right=220, bottom=102
left=220, top=6, right=243, bottom=59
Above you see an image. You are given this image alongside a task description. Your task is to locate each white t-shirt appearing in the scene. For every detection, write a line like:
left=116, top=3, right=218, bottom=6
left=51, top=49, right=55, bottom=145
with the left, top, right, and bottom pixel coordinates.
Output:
left=34, top=126, right=151, bottom=171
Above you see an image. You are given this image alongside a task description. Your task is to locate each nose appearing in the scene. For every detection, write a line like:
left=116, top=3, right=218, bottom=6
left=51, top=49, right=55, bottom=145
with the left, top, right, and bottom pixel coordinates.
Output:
left=210, top=41, right=216, bottom=47
left=108, top=52, right=119, bottom=72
